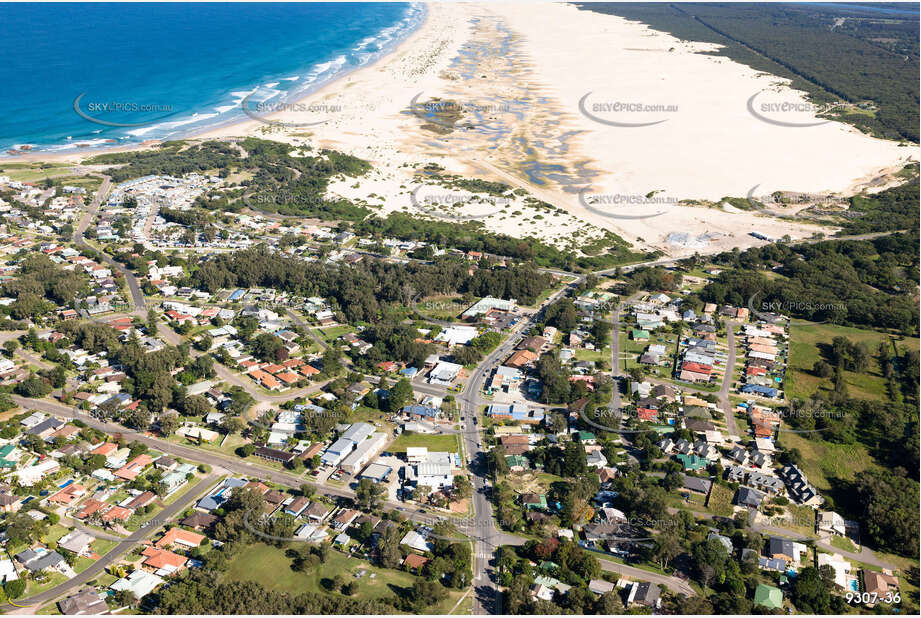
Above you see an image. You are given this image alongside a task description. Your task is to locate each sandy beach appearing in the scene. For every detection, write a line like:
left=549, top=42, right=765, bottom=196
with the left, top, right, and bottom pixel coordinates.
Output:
left=12, top=2, right=917, bottom=257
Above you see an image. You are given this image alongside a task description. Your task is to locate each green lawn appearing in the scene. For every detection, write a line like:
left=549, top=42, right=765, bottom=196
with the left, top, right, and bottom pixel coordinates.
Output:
left=388, top=432, right=460, bottom=454
left=574, top=347, right=609, bottom=363
left=830, top=535, right=858, bottom=553
left=413, top=294, right=466, bottom=321
left=223, top=543, right=464, bottom=611
left=42, top=523, right=70, bottom=545
left=23, top=572, right=69, bottom=598
left=706, top=483, right=735, bottom=517
left=784, top=504, right=818, bottom=538
left=776, top=430, right=878, bottom=492
left=317, top=325, right=353, bottom=343
left=787, top=321, right=919, bottom=401
left=0, top=162, right=72, bottom=182
left=36, top=603, right=62, bottom=615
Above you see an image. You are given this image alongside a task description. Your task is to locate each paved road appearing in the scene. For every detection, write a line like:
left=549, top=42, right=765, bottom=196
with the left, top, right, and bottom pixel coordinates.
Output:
left=750, top=518, right=896, bottom=570
left=596, top=557, right=696, bottom=597
left=13, top=474, right=219, bottom=610
left=71, top=176, right=147, bottom=313
left=284, top=308, right=330, bottom=352
left=156, top=322, right=326, bottom=409
left=453, top=280, right=575, bottom=614
left=719, top=320, right=741, bottom=438
left=10, top=395, right=432, bottom=530
left=667, top=505, right=897, bottom=572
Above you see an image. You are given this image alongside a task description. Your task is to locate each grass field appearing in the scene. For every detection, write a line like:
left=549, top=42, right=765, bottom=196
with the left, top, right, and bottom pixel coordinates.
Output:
left=0, top=162, right=72, bottom=182
left=24, top=571, right=69, bottom=598
left=413, top=294, right=466, bottom=321
left=830, top=535, right=858, bottom=553
left=787, top=321, right=919, bottom=401
left=706, top=483, right=735, bottom=517
left=574, top=347, right=609, bottom=363
left=317, top=325, right=353, bottom=343
left=387, top=432, right=460, bottom=454
left=223, top=543, right=463, bottom=612
left=776, top=430, right=879, bottom=493
left=617, top=331, right=677, bottom=379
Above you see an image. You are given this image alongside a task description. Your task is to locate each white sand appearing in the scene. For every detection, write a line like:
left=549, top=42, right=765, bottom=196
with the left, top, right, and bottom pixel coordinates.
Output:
left=17, top=2, right=917, bottom=258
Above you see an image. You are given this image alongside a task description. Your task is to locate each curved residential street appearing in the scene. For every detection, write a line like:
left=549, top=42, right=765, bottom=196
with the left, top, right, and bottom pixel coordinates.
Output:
left=11, top=474, right=219, bottom=610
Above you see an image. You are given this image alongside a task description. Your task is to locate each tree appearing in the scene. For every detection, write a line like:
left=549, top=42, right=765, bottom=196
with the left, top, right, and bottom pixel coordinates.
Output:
left=453, top=475, right=473, bottom=500
left=595, top=590, right=624, bottom=614
left=792, top=566, right=833, bottom=613
left=853, top=468, right=920, bottom=555
left=377, top=526, right=402, bottom=569
left=2, top=340, right=19, bottom=356
left=126, top=407, right=152, bottom=431
left=354, top=478, right=385, bottom=511
left=653, top=530, right=682, bottom=569
left=238, top=444, right=256, bottom=458
left=3, top=579, right=25, bottom=599
left=158, top=414, right=180, bottom=436
left=194, top=333, right=213, bottom=352
left=252, top=333, right=285, bottom=362
left=181, top=395, right=212, bottom=418
left=15, top=376, right=52, bottom=398
left=628, top=366, right=646, bottom=382
left=321, top=347, right=343, bottom=375
left=387, top=378, right=413, bottom=413
left=812, top=360, right=833, bottom=378
left=220, top=416, right=246, bottom=436
left=692, top=537, right=729, bottom=587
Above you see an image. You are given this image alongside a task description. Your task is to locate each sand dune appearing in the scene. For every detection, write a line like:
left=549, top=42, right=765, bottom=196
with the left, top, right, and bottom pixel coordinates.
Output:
left=23, top=2, right=917, bottom=258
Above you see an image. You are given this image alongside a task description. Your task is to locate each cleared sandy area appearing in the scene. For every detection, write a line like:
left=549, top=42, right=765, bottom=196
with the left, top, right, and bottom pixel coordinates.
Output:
left=14, top=2, right=917, bottom=258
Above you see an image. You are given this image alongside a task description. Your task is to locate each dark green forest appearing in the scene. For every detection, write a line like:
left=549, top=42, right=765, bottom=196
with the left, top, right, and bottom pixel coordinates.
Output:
left=698, top=230, right=919, bottom=335
left=188, top=245, right=554, bottom=323
left=86, top=138, right=372, bottom=221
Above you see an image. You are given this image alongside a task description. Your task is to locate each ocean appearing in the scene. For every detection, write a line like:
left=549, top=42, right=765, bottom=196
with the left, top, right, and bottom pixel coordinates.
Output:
left=0, top=2, right=423, bottom=155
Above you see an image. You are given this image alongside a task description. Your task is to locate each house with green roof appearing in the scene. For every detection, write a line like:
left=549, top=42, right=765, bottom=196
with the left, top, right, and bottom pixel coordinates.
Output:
left=630, top=329, right=650, bottom=341
left=676, top=453, right=707, bottom=471
left=505, top=455, right=529, bottom=471
left=753, top=584, right=783, bottom=610
left=521, top=493, right=548, bottom=510
left=0, top=444, right=17, bottom=469
left=576, top=431, right=596, bottom=444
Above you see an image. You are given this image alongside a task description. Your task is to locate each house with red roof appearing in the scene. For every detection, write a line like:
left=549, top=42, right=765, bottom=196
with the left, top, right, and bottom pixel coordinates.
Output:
left=300, top=365, right=319, bottom=377
left=114, top=454, right=153, bottom=481
left=155, top=527, right=205, bottom=550
left=637, top=408, right=658, bottom=422
left=91, top=442, right=118, bottom=456
left=101, top=506, right=132, bottom=523
left=141, top=547, right=188, bottom=573
left=47, top=484, right=86, bottom=506
left=74, top=499, right=107, bottom=520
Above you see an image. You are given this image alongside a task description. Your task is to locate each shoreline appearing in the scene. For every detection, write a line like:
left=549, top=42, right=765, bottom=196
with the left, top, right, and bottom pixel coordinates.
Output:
left=2, top=2, right=429, bottom=162
left=3, top=2, right=915, bottom=260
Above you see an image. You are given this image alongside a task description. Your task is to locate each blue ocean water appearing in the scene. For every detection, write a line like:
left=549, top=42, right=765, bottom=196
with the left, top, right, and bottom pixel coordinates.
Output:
left=0, top=2, right=423, bottom=154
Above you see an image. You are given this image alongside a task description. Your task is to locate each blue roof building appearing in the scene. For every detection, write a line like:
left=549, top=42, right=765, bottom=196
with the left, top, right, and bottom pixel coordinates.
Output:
left=402, top=404, right=440, bottom=419
left=741, top=384, right=779, bottom=397
left=197, top=478, right=248, bottom=511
